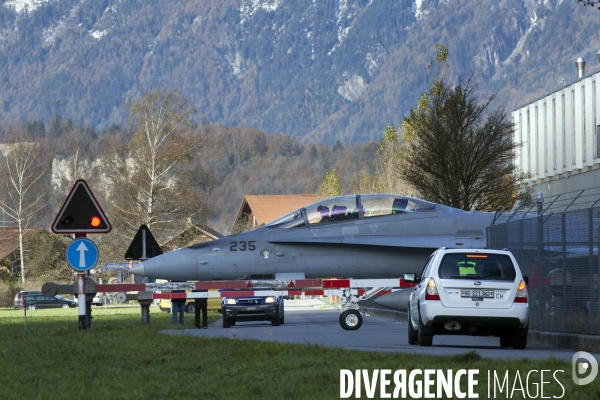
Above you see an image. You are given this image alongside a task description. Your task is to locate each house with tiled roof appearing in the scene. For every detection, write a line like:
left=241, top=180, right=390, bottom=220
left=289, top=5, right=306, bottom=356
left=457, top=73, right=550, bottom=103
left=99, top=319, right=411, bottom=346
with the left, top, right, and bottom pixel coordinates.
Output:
left=0, top=230, right=39, bottom=260
left=0, top=229, right=41, bottom=274
left=161, top=221, right=223, bottom=252
left=231, top=194, right=319, bottom=234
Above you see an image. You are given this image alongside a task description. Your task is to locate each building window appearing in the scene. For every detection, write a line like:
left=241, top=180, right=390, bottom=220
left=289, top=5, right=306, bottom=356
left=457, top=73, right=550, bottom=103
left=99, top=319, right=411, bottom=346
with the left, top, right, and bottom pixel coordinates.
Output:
left=519, top=113, right=523, bottom=171
left=544, top=102, right=547, bottom=173
left=535, top=106, right=539, bottom=176
left=594, top=81, right=597, bottom=158
left=572, top=90, right=576, bottom=165
left=562, top=94, right=566, bottom=168
left=582, top=86, right=586, bottom=163
left=597, top=125, right=600, bottom=160
left=527, top=108, right=531, bottom=174
left=553, top=98, right=557, bottom=170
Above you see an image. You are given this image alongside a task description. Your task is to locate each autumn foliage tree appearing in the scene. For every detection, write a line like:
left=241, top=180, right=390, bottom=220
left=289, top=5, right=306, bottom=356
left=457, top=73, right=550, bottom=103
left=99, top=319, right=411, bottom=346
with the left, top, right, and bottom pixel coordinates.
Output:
left=317, top=169, right=343, bottom=199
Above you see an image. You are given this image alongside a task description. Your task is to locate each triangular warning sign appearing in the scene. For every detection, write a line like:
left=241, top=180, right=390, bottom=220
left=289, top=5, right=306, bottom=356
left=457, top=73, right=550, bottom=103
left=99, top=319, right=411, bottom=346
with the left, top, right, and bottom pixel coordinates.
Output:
left=51, top=180, right=112, bottom=234
left=124, top=224, right=163, bottom=260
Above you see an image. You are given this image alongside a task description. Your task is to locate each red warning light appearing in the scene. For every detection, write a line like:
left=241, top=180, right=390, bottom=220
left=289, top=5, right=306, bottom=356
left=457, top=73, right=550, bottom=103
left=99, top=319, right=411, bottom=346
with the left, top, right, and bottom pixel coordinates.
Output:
left=90, top=216, right=102, bottom=227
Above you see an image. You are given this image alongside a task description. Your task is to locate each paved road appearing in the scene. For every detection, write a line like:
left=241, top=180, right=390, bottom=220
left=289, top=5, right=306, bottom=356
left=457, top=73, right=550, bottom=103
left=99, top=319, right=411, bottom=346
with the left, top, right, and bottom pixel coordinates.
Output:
left=162, top=299, right=598, bottom=361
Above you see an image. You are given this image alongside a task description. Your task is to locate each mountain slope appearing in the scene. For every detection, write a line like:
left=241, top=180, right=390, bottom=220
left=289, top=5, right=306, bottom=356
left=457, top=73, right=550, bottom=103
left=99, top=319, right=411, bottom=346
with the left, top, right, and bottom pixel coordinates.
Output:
left=0, top=0, right=597, bottom=144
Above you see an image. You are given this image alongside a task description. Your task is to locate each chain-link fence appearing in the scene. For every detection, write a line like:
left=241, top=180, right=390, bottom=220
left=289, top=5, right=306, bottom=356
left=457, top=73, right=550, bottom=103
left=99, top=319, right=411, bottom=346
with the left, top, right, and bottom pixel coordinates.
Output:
left=488, top=189, right=600, bottom=336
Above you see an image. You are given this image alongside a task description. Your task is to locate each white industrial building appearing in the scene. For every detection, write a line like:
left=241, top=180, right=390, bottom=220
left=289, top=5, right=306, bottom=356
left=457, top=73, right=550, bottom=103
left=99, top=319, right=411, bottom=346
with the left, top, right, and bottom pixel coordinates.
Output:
left=512, top=58, right=600, bottom=201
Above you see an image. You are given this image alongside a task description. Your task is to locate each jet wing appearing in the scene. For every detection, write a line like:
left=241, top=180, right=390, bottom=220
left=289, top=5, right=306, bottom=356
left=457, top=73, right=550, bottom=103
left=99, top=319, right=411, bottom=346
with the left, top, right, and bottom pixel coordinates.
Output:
left=269, top=235, right=465, bottom=248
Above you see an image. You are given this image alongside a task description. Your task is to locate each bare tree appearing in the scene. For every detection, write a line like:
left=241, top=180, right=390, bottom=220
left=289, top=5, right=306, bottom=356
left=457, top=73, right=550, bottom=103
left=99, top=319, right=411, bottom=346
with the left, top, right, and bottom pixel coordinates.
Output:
left=103, top=89, right=212, bottom=245
left=401, top=45, right=529, bottom=211
left=0, top=129, right=50, bottom=284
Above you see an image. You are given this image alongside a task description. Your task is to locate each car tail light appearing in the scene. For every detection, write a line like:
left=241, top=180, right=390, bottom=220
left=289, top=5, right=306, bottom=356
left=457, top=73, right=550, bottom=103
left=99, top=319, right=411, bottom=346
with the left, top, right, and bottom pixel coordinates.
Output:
left=425, top=278, right=440, bottom=301
left=514, top=280, right=528, bottom=303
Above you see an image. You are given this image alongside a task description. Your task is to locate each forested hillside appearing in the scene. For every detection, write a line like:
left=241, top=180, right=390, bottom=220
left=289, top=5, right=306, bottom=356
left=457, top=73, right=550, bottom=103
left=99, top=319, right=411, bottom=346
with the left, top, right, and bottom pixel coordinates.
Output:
left=0, top=0, right=598, bottom=145
left=2, top=117, right=378, bottom=236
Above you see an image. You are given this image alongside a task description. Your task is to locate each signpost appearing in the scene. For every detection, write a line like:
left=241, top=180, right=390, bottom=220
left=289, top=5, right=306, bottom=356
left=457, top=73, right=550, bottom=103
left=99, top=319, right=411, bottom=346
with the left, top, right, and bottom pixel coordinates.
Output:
left=125, top=224, right=163, bottom=260
left=125, top=225, right=163, bottom=324
left=52, top=180, right=111, bottom=330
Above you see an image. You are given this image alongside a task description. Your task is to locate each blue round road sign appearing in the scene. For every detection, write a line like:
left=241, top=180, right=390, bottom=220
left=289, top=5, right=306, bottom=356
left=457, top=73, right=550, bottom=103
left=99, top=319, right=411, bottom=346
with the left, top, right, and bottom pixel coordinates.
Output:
left=66, top=239, right=99, bottom=272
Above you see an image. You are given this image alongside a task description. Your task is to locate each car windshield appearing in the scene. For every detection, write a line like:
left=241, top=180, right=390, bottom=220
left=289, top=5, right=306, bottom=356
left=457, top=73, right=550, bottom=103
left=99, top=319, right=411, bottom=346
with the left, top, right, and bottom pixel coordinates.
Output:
left=438, top=253, right=516, bottom=281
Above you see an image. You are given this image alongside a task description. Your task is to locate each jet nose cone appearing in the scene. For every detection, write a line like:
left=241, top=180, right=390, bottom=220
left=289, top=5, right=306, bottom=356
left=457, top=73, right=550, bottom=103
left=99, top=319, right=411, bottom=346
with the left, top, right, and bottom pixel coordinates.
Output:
left=130, top=248, right=199, bottom=281
left=129, top=263, right=145, bottom=276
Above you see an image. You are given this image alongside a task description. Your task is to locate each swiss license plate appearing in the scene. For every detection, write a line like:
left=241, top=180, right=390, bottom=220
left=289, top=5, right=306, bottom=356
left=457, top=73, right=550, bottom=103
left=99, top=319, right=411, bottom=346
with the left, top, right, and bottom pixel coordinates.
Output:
left=461, top=290, right=494, bottom=298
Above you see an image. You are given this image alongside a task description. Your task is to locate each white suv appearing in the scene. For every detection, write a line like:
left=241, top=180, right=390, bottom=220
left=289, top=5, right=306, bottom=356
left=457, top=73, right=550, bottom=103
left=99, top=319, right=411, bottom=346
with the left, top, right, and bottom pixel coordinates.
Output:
left=404, top=248, right=529, bottom=349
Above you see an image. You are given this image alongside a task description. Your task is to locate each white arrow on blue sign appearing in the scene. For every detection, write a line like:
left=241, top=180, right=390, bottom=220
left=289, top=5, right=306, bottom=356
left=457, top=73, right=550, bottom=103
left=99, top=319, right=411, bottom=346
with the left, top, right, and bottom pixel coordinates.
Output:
left=66, top=239, right=99, bottom=272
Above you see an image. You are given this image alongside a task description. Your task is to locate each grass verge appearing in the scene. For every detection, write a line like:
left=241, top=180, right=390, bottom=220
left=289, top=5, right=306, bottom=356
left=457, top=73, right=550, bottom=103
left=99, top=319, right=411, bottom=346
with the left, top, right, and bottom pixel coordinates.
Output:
left=0, top=307, right=598, bottom=400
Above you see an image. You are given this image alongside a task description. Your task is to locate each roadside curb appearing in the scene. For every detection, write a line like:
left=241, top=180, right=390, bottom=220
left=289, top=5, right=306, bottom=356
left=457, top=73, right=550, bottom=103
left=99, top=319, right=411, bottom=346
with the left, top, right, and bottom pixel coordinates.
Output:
left=528, top=331, right=600, bottom=353
left=364, top=306, right=600, bottom=352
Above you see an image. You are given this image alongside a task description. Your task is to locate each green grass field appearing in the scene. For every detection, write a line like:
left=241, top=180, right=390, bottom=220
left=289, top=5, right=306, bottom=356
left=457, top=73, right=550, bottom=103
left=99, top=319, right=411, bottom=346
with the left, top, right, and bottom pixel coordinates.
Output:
left=0, top=306, right=598, bottom=400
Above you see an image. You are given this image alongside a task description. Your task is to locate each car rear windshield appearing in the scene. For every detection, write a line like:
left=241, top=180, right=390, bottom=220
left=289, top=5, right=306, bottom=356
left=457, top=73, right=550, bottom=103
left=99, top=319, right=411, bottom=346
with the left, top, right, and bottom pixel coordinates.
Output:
left=438, top=253, right=516, bottom=281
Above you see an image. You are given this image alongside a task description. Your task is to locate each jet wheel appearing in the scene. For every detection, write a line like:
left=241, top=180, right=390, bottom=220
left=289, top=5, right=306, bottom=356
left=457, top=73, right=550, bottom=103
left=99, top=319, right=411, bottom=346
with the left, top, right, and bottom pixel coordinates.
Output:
left=339, top=310, right=362, bottom=330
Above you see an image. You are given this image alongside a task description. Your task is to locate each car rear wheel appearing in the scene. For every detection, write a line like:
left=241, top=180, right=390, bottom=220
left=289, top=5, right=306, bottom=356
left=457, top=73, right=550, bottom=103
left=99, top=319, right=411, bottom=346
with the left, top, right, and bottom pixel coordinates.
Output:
left=186, top=303, right=195, bottom=314
left=62, top=304, right=70, bottom=309
left=407, top=313, right=418, bottom=345
left=339, top=310, right=362, bottom=330
left=511, top=326, right=528, bottom=349
left=27, top=304, right=36, bottom=311
left=223, top=318, right=232, bottom=328
left=511, top=335, right=527, bottom=349
left=500, top=335, right=512, bottom=348
left=417, top=308, right=433, bottom=347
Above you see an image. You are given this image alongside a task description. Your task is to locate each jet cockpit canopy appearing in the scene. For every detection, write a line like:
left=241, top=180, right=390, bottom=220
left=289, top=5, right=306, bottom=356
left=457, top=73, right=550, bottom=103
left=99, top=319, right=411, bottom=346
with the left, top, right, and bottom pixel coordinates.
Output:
left=264, top=194, right=436, bottom=229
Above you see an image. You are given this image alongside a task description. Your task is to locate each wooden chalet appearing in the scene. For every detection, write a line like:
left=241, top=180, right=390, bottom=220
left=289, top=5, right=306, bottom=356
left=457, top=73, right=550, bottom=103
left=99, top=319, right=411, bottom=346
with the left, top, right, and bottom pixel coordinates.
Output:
left=161, top=222, right=223, bottom=252
left=231, top=194, right=319, bottom=232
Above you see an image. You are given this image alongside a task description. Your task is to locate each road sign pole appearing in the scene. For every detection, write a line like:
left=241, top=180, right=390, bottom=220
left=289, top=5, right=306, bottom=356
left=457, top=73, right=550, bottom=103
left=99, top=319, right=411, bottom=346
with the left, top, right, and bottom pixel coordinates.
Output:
left=75, top=233, right=88, bottom=330
left=77, top=272, right=87, bottom=330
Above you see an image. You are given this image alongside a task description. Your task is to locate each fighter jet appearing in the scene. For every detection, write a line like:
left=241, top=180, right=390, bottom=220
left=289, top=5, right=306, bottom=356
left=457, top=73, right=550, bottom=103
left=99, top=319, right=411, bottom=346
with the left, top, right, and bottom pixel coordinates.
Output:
left=130, top=193, right=496, bottom=282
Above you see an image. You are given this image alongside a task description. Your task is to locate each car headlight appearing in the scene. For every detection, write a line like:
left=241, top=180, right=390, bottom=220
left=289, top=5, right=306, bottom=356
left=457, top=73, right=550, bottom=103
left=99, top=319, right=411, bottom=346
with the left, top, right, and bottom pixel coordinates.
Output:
left=264, top=296, right=277, bottom=303
left=223, top=298, right=237, bottom=305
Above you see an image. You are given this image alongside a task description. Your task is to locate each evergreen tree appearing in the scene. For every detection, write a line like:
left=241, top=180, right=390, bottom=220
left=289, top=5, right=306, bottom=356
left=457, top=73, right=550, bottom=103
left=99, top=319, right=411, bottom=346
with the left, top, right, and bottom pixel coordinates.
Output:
left=401, top=44, right=527, bottom=211
left=30, top=120, right=46, bottom=138
left=62, top=117, right=74, bottom=134
left=49, top=114, right=63, bottom=138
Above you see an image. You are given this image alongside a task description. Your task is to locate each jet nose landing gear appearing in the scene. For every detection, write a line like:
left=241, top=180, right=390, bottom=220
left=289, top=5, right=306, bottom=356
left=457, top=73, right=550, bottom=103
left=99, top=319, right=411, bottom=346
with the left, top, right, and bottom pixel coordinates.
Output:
left=339, top=287, right=388, bottom=330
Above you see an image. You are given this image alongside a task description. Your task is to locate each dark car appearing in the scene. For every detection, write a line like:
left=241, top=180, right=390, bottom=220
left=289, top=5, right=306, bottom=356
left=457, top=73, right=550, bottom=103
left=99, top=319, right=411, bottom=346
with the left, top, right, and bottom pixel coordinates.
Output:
left=221, top=295, right=284, bottom=328
left=14, top=291, right=76, bottom=310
